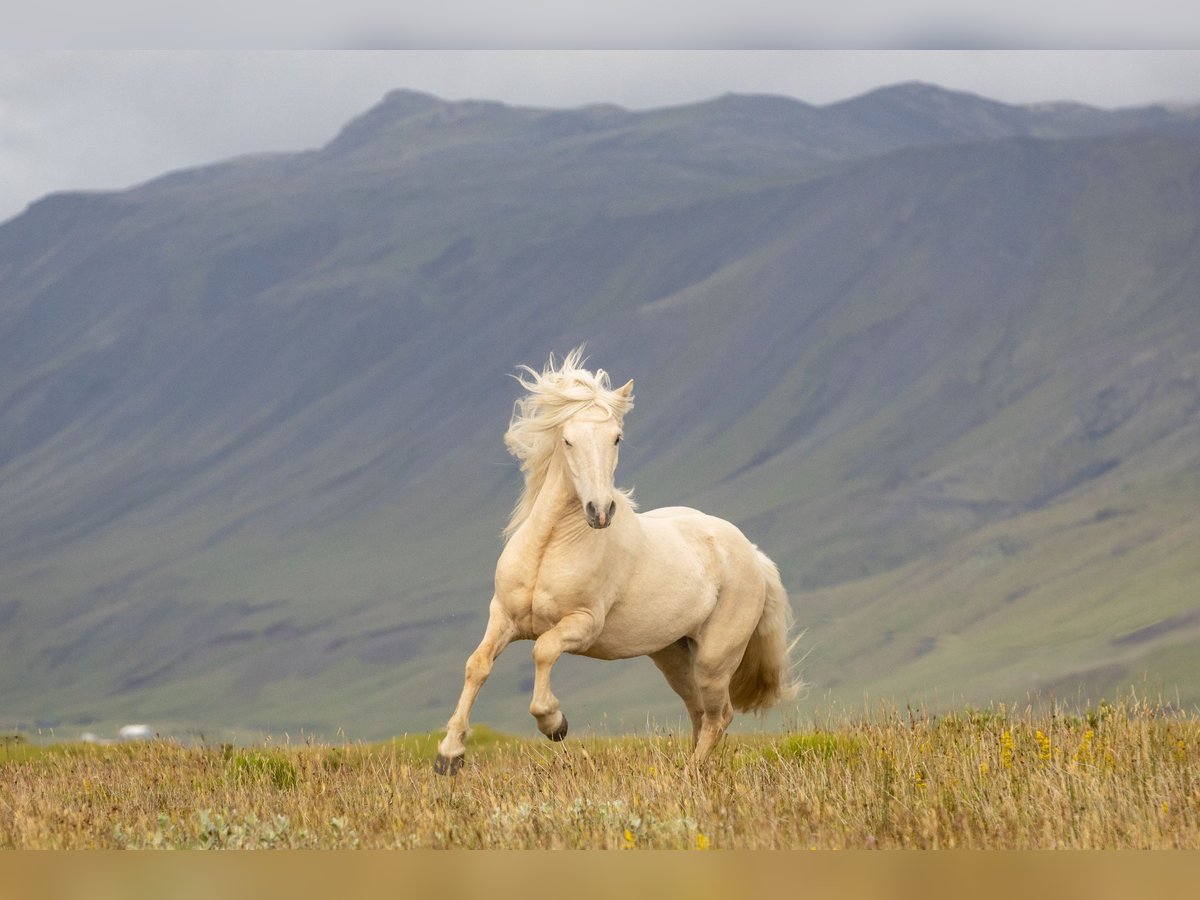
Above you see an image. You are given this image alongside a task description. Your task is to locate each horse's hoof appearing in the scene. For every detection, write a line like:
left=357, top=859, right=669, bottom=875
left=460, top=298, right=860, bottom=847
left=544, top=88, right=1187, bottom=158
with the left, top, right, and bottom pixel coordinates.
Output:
left=434, top=753, right=464, bottom=776
left=550, top=715, right=569, bottom=742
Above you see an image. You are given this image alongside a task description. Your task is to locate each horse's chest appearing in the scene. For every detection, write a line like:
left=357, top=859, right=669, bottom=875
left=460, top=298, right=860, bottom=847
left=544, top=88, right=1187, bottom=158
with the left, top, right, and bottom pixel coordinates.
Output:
left=495, top=542, right=608, bottom=636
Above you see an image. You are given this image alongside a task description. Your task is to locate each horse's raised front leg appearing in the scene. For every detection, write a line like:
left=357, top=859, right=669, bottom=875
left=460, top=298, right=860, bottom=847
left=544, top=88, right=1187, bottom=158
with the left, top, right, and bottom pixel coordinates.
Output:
left=529, top=610, right=601, bottom=742
left=435, top=598, right=516, bottom=775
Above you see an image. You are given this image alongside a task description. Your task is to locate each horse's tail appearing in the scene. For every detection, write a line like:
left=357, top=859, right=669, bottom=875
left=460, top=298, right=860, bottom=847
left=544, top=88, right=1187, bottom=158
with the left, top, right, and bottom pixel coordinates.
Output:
left=729, top=549, right=801, bottom=713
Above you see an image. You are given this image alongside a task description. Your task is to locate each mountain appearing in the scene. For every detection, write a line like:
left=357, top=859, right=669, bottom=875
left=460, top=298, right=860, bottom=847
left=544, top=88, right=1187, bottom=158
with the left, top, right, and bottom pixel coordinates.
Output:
left=1, top=84, right=1198, bottom=738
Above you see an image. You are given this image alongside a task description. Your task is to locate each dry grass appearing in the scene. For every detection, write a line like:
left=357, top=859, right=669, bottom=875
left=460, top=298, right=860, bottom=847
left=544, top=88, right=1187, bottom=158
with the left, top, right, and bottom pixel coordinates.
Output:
left=1, top=699, right=1197, bottom=849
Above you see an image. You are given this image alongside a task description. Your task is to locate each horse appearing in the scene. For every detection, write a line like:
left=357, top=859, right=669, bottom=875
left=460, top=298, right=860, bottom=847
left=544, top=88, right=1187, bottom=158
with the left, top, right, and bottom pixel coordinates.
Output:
left=434, top=349, right=797, bottom=774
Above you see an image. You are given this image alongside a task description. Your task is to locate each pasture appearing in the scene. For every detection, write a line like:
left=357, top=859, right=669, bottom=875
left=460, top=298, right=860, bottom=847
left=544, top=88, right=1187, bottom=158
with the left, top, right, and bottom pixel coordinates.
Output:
left=2, top=698, right=1197, bottom=849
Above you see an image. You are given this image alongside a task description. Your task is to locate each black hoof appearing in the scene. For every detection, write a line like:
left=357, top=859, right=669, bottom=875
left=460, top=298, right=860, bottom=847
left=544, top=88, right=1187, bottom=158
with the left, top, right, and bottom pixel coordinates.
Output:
left=550, top=715, right=569, bottom=742
left=434, top=753, right=464, bottom=776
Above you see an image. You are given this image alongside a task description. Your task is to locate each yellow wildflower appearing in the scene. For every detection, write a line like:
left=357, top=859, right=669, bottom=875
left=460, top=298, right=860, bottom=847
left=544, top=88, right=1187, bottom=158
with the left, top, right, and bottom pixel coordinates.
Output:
left=623, top=828, right=635, bottom=849
left=1001, top=730, right=1014, bottom=769
left=1035, top=729, right=1052, bottom=762
left=1074, top=729, right=1094, bottom=764
left=696, top=834, right=710, bottom=850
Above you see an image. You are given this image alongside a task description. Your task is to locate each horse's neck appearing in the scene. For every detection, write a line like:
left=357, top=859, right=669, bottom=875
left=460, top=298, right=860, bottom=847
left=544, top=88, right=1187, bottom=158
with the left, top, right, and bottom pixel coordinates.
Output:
left=521, top=456, right=589, bottom=550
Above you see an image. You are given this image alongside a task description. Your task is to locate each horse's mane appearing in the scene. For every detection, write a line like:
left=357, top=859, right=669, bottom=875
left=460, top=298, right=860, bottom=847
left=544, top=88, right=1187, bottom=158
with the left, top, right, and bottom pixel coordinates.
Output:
left=503, top=347, right=635, bottom=539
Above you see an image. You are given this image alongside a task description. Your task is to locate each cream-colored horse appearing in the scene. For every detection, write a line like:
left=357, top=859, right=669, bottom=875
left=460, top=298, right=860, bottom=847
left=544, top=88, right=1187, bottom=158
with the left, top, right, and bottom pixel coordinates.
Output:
left=435, top=350, right=796, bottom=774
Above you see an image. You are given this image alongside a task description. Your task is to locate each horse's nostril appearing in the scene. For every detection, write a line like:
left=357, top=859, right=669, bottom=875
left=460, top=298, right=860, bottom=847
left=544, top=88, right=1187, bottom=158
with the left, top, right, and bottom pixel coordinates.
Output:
left=585, top=501, right=597, bottom=519
left=607, top=501, right=616, bottom=520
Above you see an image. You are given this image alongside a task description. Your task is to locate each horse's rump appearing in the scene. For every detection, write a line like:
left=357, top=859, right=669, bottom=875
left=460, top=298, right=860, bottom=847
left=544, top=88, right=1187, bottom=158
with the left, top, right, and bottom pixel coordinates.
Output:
left=728, top=550, right=799, bottom=712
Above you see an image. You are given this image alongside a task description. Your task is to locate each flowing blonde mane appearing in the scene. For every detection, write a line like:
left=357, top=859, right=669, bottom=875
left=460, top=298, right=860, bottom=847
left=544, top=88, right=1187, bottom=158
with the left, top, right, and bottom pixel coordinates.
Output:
left=503, top=348, right=635, bottom=538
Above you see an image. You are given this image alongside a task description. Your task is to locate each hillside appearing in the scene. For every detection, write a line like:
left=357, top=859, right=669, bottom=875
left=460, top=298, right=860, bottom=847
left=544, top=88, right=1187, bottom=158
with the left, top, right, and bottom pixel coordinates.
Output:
left=1, top=84, right=1198, bottom=738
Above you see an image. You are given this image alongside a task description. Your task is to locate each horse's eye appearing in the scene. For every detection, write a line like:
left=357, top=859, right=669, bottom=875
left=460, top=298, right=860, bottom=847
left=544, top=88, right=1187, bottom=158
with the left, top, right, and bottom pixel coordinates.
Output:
left=614, top=435, right=622, bottom=445
left=563, top=439, right=573, bottom=448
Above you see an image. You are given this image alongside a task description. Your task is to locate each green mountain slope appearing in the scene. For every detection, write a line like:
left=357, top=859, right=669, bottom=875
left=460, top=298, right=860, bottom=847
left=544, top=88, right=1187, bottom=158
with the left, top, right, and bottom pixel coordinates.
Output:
left=0, top=85, right=1197, bottom=738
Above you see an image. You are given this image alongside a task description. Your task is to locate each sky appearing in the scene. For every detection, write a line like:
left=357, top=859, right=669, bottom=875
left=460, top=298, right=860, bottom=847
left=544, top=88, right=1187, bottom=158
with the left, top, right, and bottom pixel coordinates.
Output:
left=2, top=50, right=1200, bottom=223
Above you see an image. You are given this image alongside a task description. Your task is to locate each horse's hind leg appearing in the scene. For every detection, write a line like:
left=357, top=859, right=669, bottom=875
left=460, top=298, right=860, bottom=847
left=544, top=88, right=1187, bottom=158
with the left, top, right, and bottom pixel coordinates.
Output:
left=650, top=639, right=703, bottom=749
left=691, top=659, right=736, bottom=764
left=529, top=611, right=601, bottom=741
left=435, top=598, right=516, bottom=775
left=690, top=589, right=763, bottom=764
left=686, top=551, right=772, bottom=765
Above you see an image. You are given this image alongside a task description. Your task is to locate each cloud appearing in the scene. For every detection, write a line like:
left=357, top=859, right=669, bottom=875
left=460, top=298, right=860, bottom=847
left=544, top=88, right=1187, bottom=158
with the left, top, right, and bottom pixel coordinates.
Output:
left=6, top=1, right=1200, bottom=49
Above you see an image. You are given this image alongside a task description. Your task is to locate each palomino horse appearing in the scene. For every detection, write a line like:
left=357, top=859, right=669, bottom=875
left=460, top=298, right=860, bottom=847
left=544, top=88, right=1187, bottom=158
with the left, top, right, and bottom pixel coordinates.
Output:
left=435, top=350, right=796, bottom=774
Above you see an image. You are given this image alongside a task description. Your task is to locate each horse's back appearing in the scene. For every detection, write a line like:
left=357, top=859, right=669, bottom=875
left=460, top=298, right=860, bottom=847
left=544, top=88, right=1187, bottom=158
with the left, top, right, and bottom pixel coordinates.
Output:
left=639, top=505, right=750, bottom=542
left=636, top=505, right=761, bottom=578
left=639, top=505, right=707, bottom=521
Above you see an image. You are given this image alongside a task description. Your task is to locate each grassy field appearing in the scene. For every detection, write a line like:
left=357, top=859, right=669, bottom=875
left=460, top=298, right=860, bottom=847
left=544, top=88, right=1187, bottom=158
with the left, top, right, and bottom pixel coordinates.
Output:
left=2, top=698, right=1197, bottom=849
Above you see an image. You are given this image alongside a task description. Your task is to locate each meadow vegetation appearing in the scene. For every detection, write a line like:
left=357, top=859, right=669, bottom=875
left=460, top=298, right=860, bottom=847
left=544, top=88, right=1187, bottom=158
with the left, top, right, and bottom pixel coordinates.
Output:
left=1, top=698, right=1196, bottom=849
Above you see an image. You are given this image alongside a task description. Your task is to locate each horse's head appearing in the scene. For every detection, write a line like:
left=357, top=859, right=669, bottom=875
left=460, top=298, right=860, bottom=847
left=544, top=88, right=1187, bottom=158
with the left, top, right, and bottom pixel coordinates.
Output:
left=558, top=381, right=633, bottom=529
left=503, top=348, right=635, bottom=538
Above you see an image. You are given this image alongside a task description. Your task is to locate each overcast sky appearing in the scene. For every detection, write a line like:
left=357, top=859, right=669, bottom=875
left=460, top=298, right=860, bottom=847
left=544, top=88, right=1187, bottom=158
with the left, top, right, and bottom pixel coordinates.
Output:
left=3, top=50, right=1200, bottom=224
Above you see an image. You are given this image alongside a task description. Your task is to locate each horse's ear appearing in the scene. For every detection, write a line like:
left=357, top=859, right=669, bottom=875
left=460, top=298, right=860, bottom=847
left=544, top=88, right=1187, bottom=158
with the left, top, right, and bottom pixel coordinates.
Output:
left=616, top=379, right=634, bottom=398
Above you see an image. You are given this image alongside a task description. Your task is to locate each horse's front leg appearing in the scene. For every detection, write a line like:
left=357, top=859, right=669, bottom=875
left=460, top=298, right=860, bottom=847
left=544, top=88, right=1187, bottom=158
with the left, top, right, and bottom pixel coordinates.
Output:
left=529, top=610, right=601, bottom=742
left=435, top=598, right=516, bottom=775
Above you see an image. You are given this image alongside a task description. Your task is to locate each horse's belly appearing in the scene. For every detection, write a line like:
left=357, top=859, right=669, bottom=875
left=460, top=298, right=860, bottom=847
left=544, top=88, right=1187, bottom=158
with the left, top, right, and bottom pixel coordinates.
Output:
left=580, top=628, right=676, bottom=660
left=583, top=585, right=714, bottom=660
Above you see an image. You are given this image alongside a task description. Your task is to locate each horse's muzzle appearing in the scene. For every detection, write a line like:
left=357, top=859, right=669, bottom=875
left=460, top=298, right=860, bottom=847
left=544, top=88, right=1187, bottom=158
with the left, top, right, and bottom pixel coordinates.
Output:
left=585, top=500, right=617, bottom=529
